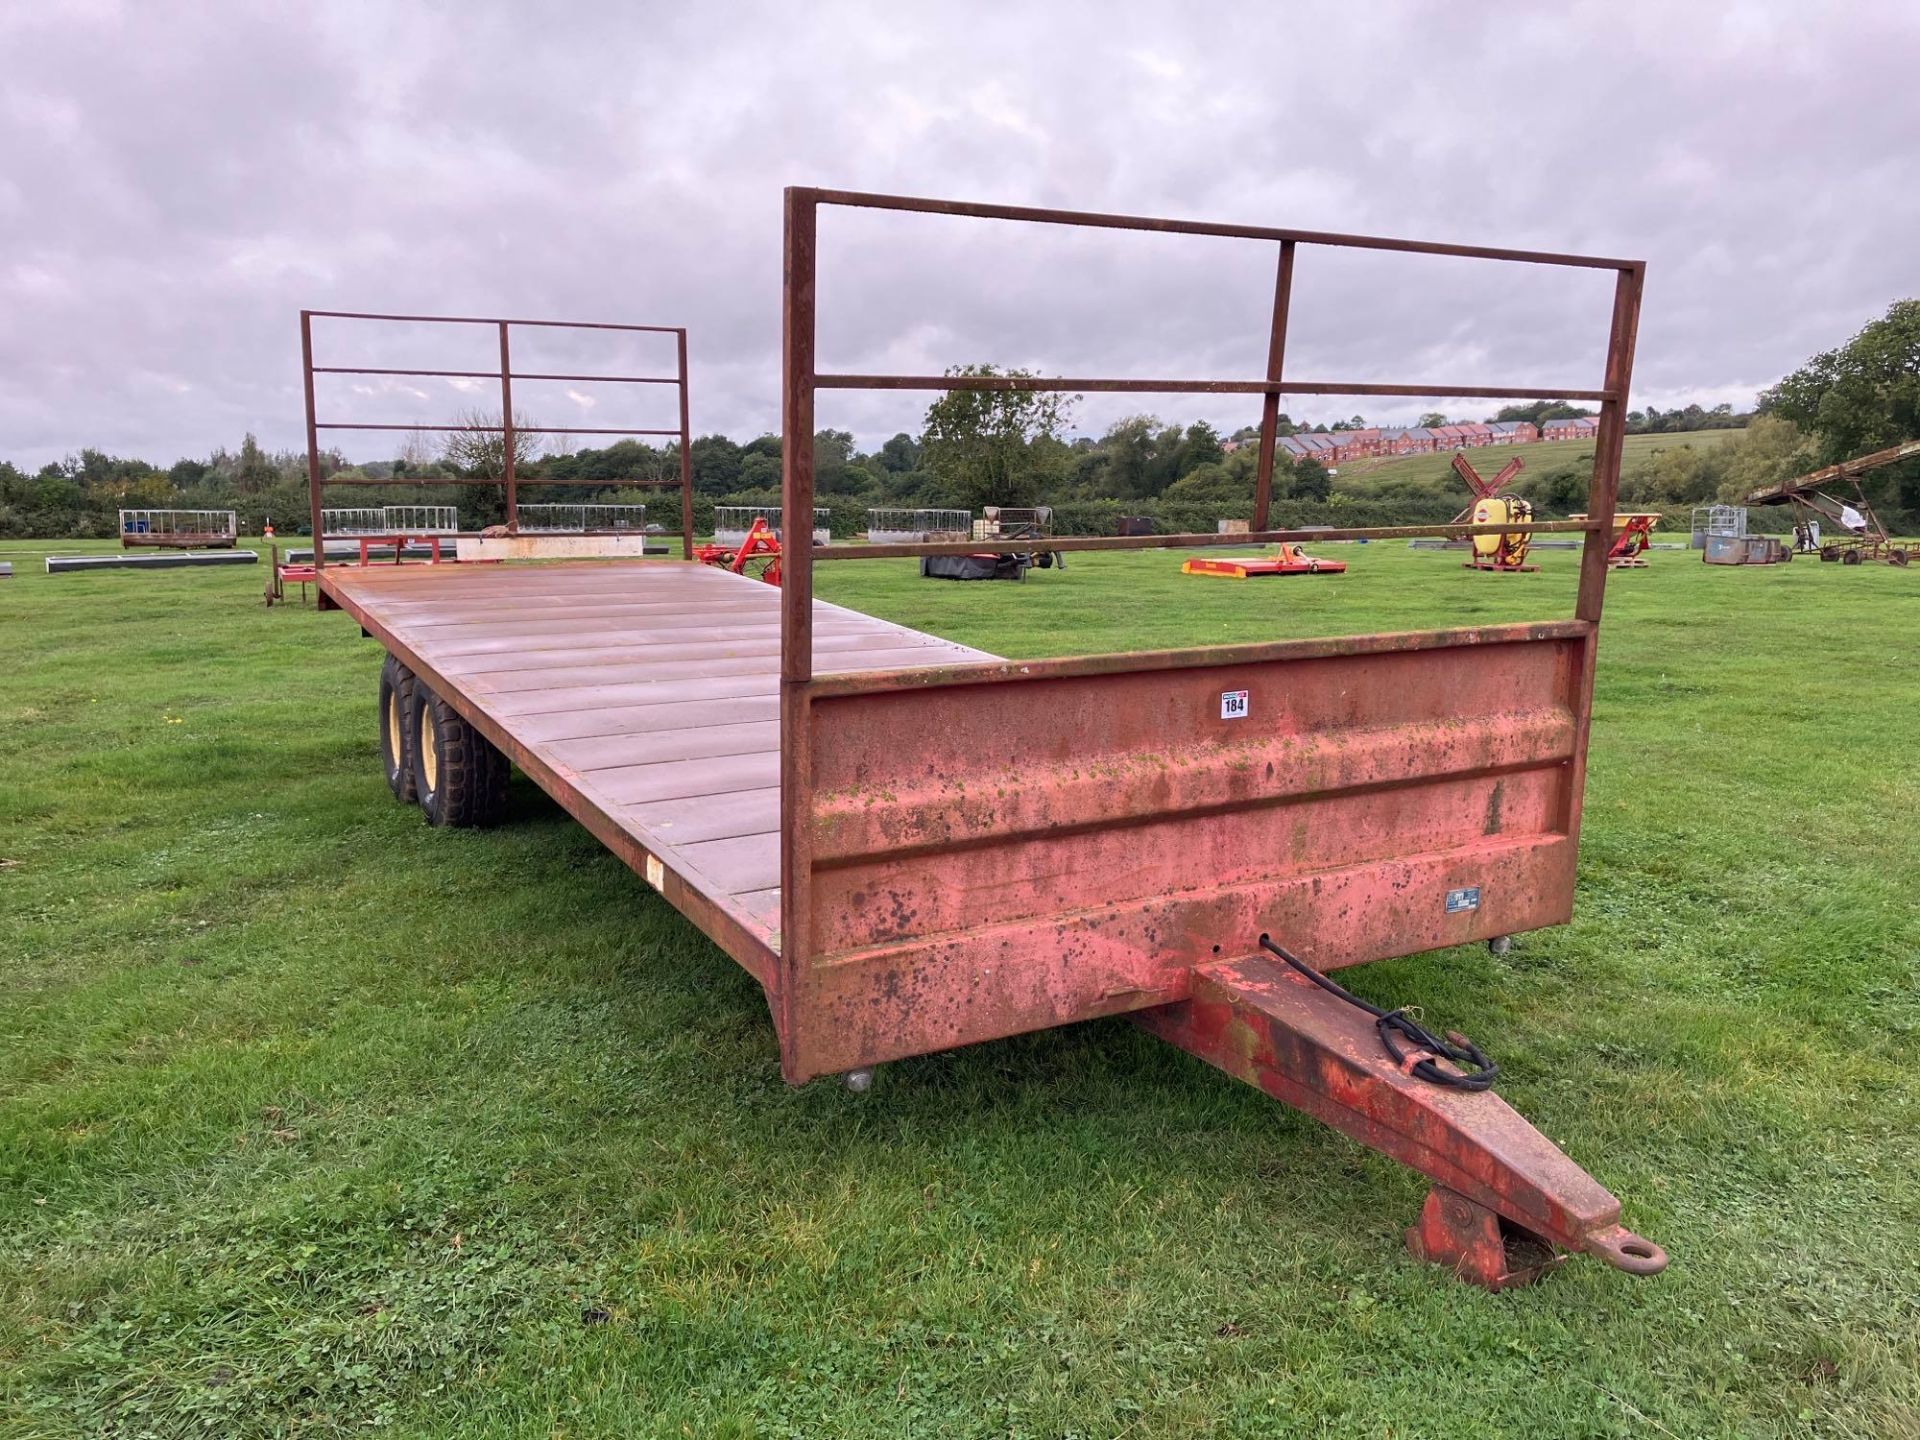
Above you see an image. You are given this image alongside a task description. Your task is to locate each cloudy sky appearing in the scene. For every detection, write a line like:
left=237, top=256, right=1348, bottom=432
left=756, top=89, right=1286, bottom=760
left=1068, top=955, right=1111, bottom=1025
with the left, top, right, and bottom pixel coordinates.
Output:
left=3, top=1, right=1917, bottom=469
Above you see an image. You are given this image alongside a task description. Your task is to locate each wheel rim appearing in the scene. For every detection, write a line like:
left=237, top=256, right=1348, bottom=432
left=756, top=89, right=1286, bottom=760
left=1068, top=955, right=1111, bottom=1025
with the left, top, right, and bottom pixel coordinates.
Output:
left=385, top=690, right=401, bottom=770
left=420, top=711, right=439, bottom=792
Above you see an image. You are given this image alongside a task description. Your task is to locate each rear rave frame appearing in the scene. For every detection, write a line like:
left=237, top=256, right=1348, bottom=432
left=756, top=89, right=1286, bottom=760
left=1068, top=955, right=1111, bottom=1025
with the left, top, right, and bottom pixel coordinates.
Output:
left=782, top=189, right=1657, bottom=1287
left=301, top=310, right=696, bottom=559
left=315, top=188, right=1661, bottom=1289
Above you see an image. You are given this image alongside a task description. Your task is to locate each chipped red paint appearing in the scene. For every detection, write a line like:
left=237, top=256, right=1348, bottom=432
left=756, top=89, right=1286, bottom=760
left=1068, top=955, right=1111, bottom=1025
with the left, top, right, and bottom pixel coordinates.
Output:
left=1405, top=1186, right=1561, bottom=1290
left=794, top=630, right=1587, bottom=1040
left=1135, top=956, right=1667, bottom=1285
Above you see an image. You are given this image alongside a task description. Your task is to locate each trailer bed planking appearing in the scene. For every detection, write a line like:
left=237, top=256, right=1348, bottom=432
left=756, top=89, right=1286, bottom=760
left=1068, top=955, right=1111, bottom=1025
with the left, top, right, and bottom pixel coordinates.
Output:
left=318, top=559, right=994, bottom=976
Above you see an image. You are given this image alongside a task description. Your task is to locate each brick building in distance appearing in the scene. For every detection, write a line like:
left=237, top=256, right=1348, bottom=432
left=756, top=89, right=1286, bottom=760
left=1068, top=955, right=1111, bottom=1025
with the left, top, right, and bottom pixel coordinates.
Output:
left=1542, top=416, right=1599, bottom=442
left=1265, top=414, right=1573, bottom=467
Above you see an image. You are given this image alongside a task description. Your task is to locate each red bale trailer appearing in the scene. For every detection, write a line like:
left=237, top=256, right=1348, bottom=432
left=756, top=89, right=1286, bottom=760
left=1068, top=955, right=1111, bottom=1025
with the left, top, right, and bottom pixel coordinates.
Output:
left=305, top=189, right=1663, bottom=1290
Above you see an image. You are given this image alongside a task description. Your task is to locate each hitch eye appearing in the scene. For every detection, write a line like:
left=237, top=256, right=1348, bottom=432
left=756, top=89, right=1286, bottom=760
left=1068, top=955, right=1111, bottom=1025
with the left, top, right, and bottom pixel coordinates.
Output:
left=1585, top=1225, right=1668, bottom=1276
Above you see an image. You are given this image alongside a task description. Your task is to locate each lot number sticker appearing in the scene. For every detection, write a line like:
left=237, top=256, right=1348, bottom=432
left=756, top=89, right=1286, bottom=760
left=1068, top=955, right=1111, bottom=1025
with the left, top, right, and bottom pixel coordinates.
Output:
left=1221, top=689, right=1250, bottom=720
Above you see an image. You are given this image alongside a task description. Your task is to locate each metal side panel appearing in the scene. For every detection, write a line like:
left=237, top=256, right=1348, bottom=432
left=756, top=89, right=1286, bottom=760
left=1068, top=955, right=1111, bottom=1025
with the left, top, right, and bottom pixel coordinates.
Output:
left=786, top=623, right=1590, bottom=1079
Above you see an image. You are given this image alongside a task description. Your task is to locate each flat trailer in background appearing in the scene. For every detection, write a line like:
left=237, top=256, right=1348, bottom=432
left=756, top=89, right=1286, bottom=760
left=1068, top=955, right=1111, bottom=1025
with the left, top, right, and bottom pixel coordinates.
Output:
left=120, top=509, right=238, bottom=548
left=307, top=189, right=1665, bottom=1291
left=1181, top=543, right=1346, bottom=577
left=53, top=549, right=257, bottom=574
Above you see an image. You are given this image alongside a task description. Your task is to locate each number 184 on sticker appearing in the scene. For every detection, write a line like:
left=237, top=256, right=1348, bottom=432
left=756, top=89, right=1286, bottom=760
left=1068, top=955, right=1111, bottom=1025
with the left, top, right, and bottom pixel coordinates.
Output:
left=1220, top=689, right=1249, bottom=720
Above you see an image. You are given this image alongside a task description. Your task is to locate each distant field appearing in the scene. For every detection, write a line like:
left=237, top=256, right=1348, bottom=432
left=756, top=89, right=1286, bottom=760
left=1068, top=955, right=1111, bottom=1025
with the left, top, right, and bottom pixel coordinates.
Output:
left=3, top=536, right=1918, bottom=1437
left=1332, top=429, right=1739, bottom=503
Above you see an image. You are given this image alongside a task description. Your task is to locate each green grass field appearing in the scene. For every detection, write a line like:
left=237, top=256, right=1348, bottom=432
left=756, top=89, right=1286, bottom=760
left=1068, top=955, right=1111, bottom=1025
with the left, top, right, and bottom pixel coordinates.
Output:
left=3, top=535, right=1918, bottom=1438
left=1332, top=430, right=1738, bottom=501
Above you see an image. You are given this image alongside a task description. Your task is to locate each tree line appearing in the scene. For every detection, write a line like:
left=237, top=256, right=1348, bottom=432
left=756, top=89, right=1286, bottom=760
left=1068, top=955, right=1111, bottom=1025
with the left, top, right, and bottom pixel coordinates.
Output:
left=5, top=299, right=1913, bottom=538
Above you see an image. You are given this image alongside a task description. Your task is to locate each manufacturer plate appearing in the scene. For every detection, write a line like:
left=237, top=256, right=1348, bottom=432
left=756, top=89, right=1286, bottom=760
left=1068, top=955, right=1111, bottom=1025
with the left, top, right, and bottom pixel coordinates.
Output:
left=1445, top=886, right=1481, bottom=914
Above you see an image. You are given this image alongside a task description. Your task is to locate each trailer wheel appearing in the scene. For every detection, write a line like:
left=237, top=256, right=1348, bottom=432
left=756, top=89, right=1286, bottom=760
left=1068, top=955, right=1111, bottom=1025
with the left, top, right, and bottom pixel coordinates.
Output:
left=1890, top=550, right=1910, bottom=567
left=1842, top=549, right=1863, bottom=565
left=378, top=655, right=416, bottom=803
left=408, top=683, right=510, bottom=828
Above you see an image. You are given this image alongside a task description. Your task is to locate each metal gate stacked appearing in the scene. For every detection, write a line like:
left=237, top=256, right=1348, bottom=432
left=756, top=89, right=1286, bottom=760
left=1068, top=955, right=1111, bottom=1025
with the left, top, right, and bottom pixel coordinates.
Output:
left=773, top=187, right=1644, bottom=1082
left=299, top=310, right=695, bottom=559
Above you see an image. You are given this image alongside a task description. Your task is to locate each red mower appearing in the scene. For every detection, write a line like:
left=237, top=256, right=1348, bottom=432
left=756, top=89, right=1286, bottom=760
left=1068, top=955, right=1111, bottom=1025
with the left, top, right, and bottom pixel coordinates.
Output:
left=694, top=515, right=783, bottom=585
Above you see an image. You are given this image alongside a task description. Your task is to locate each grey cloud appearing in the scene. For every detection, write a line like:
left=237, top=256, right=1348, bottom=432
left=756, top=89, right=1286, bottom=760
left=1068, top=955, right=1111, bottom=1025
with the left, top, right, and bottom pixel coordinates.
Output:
left=2, top=0, right=1916, bottom=468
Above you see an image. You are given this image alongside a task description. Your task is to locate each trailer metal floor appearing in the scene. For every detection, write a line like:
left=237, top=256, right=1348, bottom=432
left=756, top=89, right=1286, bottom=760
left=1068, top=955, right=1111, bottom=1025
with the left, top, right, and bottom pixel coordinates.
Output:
left=319, top=560, right=997, bottom=957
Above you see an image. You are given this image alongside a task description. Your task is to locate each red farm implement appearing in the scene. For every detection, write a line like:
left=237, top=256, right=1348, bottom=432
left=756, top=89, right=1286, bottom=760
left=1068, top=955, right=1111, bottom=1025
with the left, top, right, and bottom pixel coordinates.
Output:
left=1181, top=543, right=1346, bottom=578
left=307, top=189, right=1663, bottom=1290
left=1570, top=510, right=1660, bottom=568
left=694, top=515, right=784, bottom=585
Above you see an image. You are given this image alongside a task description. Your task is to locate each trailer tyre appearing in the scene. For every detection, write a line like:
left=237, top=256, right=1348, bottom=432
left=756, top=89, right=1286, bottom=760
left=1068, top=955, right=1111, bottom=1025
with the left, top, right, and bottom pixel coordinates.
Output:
left=1842, top=549, right=1863, bottom=565
left=378, top=655, right=417, bottom=804
left=408, top=683, right=510, bottom=828
left=1890, top=550, right=1909, bottom=567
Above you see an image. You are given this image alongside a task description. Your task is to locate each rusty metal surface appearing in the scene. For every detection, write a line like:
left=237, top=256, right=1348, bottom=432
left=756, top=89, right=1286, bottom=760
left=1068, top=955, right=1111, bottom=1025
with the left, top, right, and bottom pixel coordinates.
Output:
left=816, top=374, right=1613, bottom=402
left=1744, top=438, right=1920, bottom=504
left=801, top=187, right=1641, bottom=269
left=785, top=625, right=1586, bottom=1078
left=300, top=310, right=697, bottom=559
left=1704, top=533, right=1791, bottom=566
left=1405, top=1187, right=1561, bottom=1290
left=760, top=189, right=1654, bottom=1279
left=1252, top=242, right=1295, bottom=530
left=1744, top=440, right=1920, bottom=566
left=1133, top=954, right=1667, bottom=1283
left=809, top=620, right=1590, bottom=696
left=303, top=309, right=690, bottom=332
left=779, top=191, right=1642, bottom=1044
